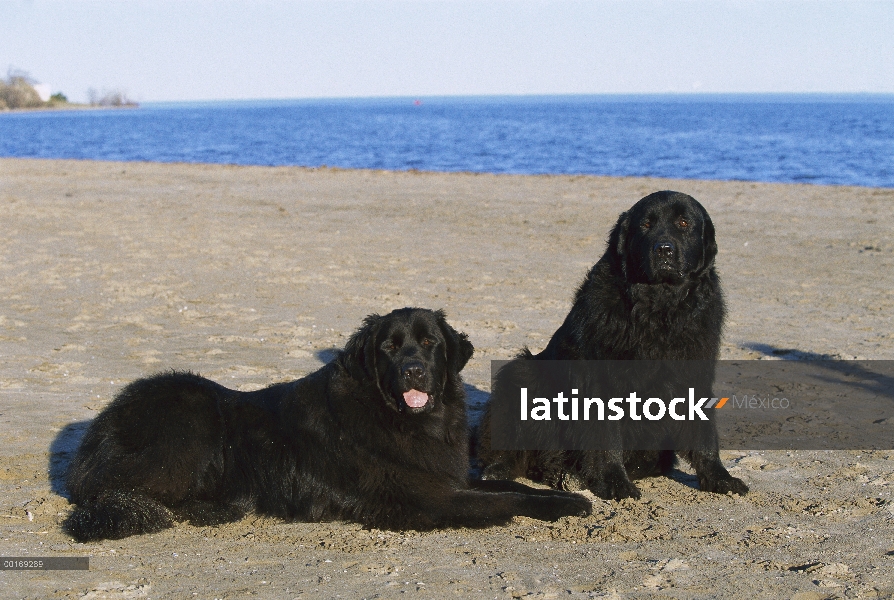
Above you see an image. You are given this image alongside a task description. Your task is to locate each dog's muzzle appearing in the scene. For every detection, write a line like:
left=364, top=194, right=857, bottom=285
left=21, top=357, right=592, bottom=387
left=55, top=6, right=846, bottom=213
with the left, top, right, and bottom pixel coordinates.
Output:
left=400, top=361, right=430, bottom=408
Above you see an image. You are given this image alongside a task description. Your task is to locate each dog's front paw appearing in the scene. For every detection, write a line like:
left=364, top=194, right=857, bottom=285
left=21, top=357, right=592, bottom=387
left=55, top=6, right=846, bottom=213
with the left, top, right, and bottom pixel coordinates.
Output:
left=701, top=476, right=748, bottom=496
left=588, top=466, right=641, bottom=501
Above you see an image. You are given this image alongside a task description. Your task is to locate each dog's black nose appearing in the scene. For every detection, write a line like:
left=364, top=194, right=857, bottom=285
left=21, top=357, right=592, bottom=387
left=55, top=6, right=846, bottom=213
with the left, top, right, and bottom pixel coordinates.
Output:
left=653, top=241, right=675, bottom=257
left=402, top=362, right=425, bottom=380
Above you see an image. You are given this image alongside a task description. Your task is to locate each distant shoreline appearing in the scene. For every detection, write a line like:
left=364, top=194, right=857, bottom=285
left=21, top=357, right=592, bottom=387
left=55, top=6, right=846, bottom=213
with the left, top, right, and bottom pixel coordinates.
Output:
left=9, top=92, right=893, bottom=111
left=0, top=103, right=139, bottom=114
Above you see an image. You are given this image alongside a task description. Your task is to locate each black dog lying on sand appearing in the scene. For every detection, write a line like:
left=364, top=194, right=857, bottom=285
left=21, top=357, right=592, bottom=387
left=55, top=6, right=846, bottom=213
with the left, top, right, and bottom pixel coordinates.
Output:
left=65, top=308, right=591, bottom=541
left=479, top=191, right=748, bottom=500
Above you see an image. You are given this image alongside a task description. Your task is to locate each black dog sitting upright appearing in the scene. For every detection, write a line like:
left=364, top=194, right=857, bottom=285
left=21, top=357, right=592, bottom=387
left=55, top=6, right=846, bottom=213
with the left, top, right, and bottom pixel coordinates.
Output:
left=65, top=308, right=590, bottom=541
left=479, top=191, right=748, bottom=500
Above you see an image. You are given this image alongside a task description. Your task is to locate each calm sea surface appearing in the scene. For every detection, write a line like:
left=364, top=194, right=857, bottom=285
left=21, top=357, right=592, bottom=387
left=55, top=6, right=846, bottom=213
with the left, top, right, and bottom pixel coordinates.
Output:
left=2, top=95, right=892, bottom=187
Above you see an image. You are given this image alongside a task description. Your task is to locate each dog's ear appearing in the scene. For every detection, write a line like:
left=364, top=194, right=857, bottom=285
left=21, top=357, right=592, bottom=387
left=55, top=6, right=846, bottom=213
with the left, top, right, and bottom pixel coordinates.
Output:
left=341, top=313, right=381, bottom=380
left=607, top=210, right=631, bottom=275
left=435, top=310, right=474, bottom=374
left=699, top=211, right=718, bottom=272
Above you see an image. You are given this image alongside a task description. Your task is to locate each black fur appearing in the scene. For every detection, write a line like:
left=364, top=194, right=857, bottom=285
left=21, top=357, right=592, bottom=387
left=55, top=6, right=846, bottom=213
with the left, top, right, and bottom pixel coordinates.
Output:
left=479, top=191, right=748, bottom=500
left=64, top=308, right=590, bottom=541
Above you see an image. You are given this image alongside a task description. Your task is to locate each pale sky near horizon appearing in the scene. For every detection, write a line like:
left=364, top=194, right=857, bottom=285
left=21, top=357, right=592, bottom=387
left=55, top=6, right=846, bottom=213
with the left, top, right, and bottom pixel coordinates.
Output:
left=1, top=0, right=892, bottom=103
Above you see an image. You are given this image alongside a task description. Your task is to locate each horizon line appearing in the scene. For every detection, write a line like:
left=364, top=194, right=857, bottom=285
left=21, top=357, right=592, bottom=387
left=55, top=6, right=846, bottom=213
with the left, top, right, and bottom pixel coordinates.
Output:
left=139, top=91, right=894, bottom=105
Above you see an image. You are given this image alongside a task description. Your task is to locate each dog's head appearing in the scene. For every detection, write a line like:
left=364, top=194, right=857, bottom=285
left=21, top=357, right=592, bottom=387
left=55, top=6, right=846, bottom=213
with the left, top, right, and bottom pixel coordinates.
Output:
left=608, top=191, right=717, bottom=285
left=341, top=308, right=474, bottom=414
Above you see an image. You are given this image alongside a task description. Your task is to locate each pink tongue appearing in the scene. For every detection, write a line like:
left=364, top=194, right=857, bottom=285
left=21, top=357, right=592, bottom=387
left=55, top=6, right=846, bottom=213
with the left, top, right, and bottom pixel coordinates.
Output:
left=403, top=389, right=429, bottom=408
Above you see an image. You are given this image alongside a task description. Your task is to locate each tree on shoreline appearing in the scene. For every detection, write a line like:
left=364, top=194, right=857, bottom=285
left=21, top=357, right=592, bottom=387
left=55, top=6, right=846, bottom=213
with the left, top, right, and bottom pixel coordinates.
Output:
left=0, top=71, right=44, bottom=109
left=87, top=88, right=138, bottom=108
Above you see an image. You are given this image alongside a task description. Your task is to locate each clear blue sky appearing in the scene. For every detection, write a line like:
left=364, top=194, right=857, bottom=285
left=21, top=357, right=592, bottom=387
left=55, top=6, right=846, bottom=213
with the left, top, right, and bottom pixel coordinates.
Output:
left=2, top=0, right=892, bottom=103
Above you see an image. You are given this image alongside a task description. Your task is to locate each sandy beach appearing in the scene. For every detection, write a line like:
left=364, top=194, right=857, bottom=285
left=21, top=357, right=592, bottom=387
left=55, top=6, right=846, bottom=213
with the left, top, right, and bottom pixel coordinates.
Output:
left=1, top=158, right=892, bottom=599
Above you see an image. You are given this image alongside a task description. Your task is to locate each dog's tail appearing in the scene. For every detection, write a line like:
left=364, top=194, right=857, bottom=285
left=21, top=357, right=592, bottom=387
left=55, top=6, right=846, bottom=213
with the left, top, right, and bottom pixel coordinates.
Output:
left=63, top=490, right=174, bottom=541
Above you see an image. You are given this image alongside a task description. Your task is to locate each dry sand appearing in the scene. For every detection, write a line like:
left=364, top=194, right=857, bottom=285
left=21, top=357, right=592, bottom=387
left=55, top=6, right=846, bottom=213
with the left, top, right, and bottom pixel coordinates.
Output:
left=1, top=158, right=892, bottom=599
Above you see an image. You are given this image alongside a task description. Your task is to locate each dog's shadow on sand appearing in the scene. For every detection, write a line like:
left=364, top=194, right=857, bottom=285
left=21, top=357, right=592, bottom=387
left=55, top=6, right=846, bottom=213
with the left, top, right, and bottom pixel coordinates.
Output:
left=48, top=421, right=91, bottom=500
left=665, top=469, right=701, bottom=490
left=743, top=343, right=837, bottom=361
left=742, top=342, right=894, bottom=402
left=314, top=348, right=339, bottom=364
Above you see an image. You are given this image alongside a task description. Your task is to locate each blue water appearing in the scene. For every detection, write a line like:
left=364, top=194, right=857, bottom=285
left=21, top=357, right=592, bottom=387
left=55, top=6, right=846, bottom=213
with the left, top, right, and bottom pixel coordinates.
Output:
left=2, top=95, right=893, bottom=187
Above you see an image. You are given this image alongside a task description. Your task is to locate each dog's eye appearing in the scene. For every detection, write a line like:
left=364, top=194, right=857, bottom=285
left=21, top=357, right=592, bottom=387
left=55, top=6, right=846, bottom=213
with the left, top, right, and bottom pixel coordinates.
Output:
left=421, top=338, right=433, bottom=347
left=642, top=220, right=651, bottom=229
left=678, top=218, right=689, bottom=228
left=381, top=340, right=397, bottom=351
